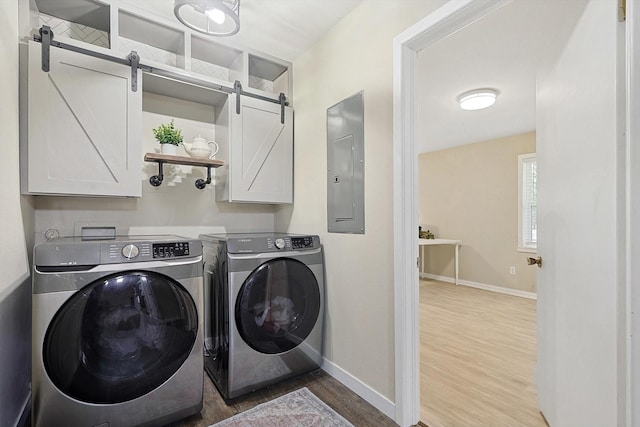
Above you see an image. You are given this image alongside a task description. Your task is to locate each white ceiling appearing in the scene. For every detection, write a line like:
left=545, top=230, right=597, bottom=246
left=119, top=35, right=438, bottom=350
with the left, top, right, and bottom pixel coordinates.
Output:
left=119, top=0, right=363, bottom=62
left=415, top=1, right=569, bottom=154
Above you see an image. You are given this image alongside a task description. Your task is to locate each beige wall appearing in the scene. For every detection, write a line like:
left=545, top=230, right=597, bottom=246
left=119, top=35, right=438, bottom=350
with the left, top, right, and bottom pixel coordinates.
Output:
left=418, top=132, right=537, bottom=293
left=275, top=0, right=447, bottom=405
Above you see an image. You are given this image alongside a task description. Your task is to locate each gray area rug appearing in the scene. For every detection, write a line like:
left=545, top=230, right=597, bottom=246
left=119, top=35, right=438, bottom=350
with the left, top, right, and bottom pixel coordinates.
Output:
left=210, top=387, right=355, bottom=427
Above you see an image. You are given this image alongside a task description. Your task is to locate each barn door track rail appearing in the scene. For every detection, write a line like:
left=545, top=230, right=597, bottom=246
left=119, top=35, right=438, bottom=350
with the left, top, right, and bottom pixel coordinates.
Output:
left=34, top=26, right=289, bottom=123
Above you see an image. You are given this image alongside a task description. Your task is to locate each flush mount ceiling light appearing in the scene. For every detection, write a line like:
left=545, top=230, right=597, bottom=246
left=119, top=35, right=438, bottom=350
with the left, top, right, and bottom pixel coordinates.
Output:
left=174, top=0, right=240, bottom=36
left=457, top=88, right=498, bottom=111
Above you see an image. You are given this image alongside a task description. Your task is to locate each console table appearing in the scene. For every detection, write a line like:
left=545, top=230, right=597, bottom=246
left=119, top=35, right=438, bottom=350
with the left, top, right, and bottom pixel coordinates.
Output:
left=419, top=239, right=462, bottom=285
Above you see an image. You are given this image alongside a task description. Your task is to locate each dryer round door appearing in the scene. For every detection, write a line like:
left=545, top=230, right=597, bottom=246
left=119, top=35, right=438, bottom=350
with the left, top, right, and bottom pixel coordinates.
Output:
left=235, top=258, right=321, bottom=354
left=43, top=271, right=198, bottom=404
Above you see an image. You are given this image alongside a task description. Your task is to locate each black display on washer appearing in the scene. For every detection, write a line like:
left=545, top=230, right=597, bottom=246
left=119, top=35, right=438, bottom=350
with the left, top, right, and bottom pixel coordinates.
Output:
left=153, top=242, right=190, bottom=258
left=291, top=237, right=313, bottom=249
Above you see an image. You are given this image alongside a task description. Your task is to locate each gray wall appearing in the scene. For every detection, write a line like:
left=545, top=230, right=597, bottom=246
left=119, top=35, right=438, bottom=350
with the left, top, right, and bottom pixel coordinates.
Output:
left=1, top=1, right=33, bottom=425
left=0, top=279, right=32, bottom=427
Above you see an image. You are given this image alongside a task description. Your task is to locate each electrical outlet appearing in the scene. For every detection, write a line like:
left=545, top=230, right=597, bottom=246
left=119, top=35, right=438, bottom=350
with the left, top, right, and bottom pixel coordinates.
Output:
left=509, top=266, right=516, bottom=275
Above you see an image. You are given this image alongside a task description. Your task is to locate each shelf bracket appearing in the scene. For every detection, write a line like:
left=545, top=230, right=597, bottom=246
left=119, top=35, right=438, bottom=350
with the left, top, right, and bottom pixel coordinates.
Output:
left=279, top=92, right=286, bottom=124
left=234, top=80, right=242, bottom=114
left=195, top=166, right=213, bottom=190
left=149, top=161, right=164, bottom=187
left=127, top=51, right=140, bottom=92
left=40, top=25, right=52, bottom=72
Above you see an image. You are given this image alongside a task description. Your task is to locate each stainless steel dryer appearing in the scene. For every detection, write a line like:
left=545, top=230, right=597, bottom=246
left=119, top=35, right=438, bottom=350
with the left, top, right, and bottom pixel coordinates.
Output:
left=32, top=235, right=204, bottom=427
left=200, top=233, right=324, bottom=400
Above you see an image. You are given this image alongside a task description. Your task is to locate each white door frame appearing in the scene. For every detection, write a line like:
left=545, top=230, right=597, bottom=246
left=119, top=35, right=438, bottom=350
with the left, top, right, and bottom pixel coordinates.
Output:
left=392, top=0, right=637, bottom=426
left=627, top=1, right=640, bottom=425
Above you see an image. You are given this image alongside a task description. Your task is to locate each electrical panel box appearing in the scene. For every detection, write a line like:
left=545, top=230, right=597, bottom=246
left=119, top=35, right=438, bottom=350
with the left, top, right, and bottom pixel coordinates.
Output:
left=327, top=92, right=364, bottom=234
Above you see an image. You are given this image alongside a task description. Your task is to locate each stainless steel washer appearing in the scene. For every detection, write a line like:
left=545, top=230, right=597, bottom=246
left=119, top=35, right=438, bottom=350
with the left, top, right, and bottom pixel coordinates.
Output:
left=32, top=235, right=204, bottom=427
left=200, top=233, right=324, bottom=400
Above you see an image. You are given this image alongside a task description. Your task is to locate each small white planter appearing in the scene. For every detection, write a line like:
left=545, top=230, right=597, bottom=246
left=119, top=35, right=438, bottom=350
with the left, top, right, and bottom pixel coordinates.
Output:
left=161, top=144, right=178, bottom=155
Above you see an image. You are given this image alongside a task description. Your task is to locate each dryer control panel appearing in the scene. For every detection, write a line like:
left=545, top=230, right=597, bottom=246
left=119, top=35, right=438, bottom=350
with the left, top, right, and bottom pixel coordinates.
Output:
left=215, top=234, right=320, bottom=254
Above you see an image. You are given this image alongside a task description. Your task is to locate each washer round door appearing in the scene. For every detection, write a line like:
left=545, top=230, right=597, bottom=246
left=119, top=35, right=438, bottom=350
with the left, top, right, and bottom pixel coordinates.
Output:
left=235, top=258, right=321, bottom=354
left=43, top=271, right=198, bottom=404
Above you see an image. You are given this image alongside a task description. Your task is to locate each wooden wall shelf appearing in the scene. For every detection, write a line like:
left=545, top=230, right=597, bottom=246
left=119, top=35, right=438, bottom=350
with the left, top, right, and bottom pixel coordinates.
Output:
left=144, top=153, right=224, bottom=189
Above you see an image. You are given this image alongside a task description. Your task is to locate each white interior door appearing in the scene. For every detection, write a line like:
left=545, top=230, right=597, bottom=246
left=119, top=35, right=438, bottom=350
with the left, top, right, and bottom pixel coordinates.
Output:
left=535, top=1, right=623, bottom=425
left=393, top=1, right=627, bottom=425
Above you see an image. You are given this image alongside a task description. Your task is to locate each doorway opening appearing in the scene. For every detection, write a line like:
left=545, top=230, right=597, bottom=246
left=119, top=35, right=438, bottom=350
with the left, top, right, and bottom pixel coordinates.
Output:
left=393, top=1, right=626, bottom=426
left=414, top=2, right=542, bottom=424
left=417, top=139, right=540, bottom=425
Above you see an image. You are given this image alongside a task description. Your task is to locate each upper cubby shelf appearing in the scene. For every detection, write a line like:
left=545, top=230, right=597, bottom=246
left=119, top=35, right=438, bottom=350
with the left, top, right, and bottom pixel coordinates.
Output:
left=30, top=0, right=293, bottom=103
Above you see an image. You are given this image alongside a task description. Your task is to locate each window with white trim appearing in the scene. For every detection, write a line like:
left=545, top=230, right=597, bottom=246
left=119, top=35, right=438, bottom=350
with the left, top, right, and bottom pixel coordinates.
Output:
left=518, top=153, right=537, bottom=252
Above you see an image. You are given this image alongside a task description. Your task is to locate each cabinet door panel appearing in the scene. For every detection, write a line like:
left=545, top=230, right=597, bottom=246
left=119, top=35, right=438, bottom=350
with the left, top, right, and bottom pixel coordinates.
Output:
left=22, top=41, right=141, bottom=197
left=229, top=97, right=292, bottom=203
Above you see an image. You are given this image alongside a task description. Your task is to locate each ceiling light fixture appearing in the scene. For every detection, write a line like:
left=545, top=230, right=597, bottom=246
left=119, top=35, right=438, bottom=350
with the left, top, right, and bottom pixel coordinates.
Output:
left=174, top=0, right=240, bottom=36
left=457, top=88, right=498, bottom=111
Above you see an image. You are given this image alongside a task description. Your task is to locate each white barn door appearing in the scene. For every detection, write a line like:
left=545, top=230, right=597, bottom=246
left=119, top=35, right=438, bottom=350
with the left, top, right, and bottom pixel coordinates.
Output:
left=535, top=1, right=623, bottom=425
left=23, top=41, right=141, bottom=197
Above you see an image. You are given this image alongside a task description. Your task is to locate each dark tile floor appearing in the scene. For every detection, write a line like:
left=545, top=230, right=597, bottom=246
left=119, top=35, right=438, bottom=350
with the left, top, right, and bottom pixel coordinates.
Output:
left=170, top=369, right=398, bottom=427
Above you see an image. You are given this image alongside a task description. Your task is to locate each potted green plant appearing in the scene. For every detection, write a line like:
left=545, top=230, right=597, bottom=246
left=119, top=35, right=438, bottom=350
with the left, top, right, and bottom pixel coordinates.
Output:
left=153, top=119, right=183, bottom=155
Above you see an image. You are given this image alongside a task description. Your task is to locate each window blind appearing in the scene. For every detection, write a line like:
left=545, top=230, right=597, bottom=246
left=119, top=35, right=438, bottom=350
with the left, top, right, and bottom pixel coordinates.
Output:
left=522, top=157, right=537, bottom=246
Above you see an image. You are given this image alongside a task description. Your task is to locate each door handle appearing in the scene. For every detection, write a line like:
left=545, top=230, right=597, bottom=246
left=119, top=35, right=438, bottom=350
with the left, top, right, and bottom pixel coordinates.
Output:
left=527, top=256, right=542, bottom=268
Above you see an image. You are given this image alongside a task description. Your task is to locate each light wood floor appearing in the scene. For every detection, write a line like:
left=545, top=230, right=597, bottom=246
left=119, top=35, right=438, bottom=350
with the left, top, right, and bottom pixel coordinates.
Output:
left=420, top=279, right=547, bottom=427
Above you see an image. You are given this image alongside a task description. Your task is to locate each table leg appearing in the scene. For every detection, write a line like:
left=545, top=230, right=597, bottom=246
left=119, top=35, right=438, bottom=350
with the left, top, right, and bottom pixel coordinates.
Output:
left=420, top=245, right=424, bottom=277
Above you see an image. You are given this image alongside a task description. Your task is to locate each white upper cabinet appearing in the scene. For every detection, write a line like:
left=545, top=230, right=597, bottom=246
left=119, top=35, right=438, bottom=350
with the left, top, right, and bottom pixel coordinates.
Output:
left=20, top=41, right=142, bottom=197
left=23, top=0, right=294, bottom=201
left=216, top=96, right=293, bottom=204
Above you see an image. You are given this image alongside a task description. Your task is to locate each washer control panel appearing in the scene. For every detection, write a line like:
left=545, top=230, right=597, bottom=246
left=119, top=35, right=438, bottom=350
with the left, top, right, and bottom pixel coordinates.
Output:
left=98, top=238, right=200, bottom=263
left=34, top=236, right=202, bottom=267
left=291, top=236, right=314, bottom=249
left=107, top=242, right=151, bottom=261
left=153, top=241, right=190, bottom=258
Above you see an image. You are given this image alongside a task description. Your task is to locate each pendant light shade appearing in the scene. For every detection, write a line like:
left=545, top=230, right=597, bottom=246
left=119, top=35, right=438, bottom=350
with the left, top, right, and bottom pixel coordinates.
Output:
left=174, top=0, right=240, bottom=36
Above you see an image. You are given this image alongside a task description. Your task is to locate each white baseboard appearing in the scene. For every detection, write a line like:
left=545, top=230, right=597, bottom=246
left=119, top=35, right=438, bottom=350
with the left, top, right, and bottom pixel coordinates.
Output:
left=420, top=273, right=537, bottom=300
left=321, top=358, right=395, bottom=421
